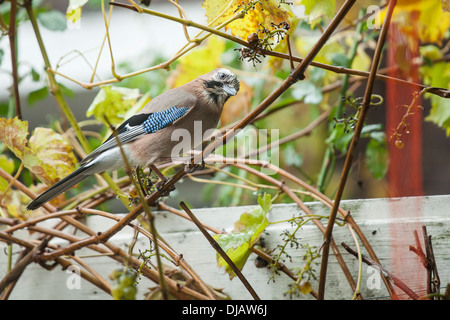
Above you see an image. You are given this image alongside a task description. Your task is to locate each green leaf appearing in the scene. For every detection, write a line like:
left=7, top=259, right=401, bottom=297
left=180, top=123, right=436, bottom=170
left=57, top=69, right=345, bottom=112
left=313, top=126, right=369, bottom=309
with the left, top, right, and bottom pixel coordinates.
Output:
left=420, top=44, right=442, bottom=63
left=213, top=193, right=272, bottom=279
left=291, top=81, right=323, bottom=105
left=365, top=136, right=388, bottom=180
left=283, top=144, right=303, bottom=167
left=58, top=82, right=75, bottom=98
left=299, top=0, right=336, bottom=29
left=27, top=86, right=49, bottom=106
left=326, top=122, right=352, bottom=153
left=37, top=10, right=67, bottom=31
left=331, top=52, right=350, bottom=67
left=421, top=61, right=450, bottom=135
left=31, top=68, right=40, bottom=82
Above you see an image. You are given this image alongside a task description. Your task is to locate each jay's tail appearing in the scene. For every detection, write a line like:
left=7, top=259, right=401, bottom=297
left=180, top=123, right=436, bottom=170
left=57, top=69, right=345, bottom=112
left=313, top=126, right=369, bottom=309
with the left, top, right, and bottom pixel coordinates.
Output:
left=27, top=165, right=91, bottom=210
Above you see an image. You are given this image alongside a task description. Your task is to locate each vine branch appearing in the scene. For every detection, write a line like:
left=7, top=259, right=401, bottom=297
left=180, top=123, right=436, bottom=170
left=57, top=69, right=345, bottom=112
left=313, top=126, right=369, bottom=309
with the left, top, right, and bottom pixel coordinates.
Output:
left=317, top=0, right=398, bottom=300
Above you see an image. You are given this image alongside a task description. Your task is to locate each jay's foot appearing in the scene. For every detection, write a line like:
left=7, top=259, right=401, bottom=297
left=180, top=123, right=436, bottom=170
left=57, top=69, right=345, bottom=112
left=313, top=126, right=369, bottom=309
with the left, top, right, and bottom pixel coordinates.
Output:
left=184, top=160, right=205, bottom=173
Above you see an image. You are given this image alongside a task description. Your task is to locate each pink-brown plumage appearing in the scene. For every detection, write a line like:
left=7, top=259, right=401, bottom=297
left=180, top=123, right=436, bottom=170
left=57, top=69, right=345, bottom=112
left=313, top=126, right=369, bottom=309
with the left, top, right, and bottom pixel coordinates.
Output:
left=27, top=68, right=240, bottom=210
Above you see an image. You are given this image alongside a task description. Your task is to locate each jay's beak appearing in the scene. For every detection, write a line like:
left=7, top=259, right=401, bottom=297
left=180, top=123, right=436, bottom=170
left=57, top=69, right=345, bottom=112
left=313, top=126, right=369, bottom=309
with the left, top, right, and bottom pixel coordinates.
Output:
left=223, top=84, right=238, bottom=96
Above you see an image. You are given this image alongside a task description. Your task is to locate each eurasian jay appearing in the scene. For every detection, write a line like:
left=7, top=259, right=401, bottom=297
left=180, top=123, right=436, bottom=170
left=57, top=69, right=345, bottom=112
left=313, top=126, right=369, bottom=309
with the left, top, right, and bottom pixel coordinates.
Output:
left=27, top=68, right=240, bottom=210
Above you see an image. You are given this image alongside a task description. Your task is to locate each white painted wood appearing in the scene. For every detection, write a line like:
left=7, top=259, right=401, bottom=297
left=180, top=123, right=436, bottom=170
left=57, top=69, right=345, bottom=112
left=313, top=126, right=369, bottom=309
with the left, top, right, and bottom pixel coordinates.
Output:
left=1, top=195, right=449, bottom=300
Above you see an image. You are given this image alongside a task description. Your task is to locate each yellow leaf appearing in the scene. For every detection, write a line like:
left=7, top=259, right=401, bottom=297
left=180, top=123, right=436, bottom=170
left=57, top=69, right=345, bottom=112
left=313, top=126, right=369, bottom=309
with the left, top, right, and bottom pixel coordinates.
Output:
left=380, top=0, right=450, bottom=44
left=87, top=86, right=140, bottom=126
left=168, top=37, right=225, bottom=88
left=1, top=188, right=42, bottom=220
left=26, top=128, right=77, bottom=185
left=0, top=155, right=15, bottom=192
left=202, top=0, right=292, bottom=41
left=4, top=190, right=22, bottom=219
left=352, top=46, right=372, bottom=73
left=0, top=117, right=29, bottom=159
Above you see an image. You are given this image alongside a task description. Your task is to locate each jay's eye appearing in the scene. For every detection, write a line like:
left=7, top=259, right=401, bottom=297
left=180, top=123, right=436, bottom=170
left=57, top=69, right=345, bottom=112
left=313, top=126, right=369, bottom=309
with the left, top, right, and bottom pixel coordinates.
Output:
left=218, top=72, right=226, bottom=80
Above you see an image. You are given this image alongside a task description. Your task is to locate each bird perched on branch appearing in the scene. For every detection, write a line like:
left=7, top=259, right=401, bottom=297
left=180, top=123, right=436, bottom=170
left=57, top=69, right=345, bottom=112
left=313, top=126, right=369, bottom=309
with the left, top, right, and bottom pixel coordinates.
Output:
left=27, top=68, right=240, bottom=210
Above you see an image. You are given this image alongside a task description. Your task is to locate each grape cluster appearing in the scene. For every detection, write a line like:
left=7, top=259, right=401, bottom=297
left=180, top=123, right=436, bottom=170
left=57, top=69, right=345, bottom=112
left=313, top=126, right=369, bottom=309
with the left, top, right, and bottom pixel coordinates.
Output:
left=110, top=269, right=138, bottom=300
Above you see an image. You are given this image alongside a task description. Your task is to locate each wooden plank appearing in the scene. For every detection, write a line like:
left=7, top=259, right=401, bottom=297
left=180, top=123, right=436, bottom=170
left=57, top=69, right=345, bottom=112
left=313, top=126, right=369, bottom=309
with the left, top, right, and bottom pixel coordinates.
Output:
left=1, top=195, right=449, bottom=299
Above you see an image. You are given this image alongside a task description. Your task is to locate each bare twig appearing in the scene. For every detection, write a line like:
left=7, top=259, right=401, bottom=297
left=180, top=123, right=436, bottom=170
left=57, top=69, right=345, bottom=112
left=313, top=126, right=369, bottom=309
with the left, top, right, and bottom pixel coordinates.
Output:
left=37, top=0, right=357, bottom=268
left=286, top=34, right=295, bottom=71
left=200, top=0, right=357, bottom=166
left=68, top=0, right=450, bottom=99
left=317, top=9, right=364, bottom=193
left=158, top=202, right=319, bottom=298
left=104, top=115, right=169, bottom=299
left=69, top=254, right=113, bottom=293
left=318, top=0, right=397, bottom=300
left=410, top=227, right=441, bottom=299
left=231, top=163, right=358, bottom=295
left=0, top=239, right=47, bottom=296
left=342, top=242, right=419, bottom=300
left=8, top=0, right=21, bottom=119
left=422, top=226, right=440, bottom=299
left=24, top=0, right=89, bottom=152
left=179, top=201, right=260, bottom=300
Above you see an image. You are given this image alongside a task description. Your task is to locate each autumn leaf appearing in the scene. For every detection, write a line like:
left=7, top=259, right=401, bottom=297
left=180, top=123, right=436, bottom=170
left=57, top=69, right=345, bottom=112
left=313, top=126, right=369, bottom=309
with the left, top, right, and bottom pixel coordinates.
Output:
left=0, top=117, right=29, bottom=159
left=202, top=0, right=292, bottom=41
left=213, top=193, right=272, bottom=279
left=2, top=189, right=28, bottom=219
left=26, top=128, right=78, bottom=185
left=0, top=118, right=76, bottom=217
left=0, top=117, right=78, bottom=186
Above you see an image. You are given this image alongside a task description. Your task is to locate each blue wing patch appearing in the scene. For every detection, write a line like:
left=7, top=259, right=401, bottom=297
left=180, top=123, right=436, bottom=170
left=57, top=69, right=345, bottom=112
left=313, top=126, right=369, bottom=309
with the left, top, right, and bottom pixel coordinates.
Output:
left=80, top=106, right=190, bottom=166
left=142, top=106, right=190, bottom=133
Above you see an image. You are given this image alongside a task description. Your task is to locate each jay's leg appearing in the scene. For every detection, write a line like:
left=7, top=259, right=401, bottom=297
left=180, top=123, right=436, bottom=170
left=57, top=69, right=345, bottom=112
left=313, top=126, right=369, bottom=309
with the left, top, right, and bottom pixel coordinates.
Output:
left=149, top=164, right=176, bottom=195
left=184, top=160, right=206, bottom=174
left=135, top=166, right=149, bottom=196
left=150, top=164, right=167, bottom=183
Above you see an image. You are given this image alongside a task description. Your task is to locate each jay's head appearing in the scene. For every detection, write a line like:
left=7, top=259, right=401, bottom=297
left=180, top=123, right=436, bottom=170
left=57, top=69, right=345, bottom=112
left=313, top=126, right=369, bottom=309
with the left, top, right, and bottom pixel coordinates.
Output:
left=200, top=68, right=240, bottom=106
